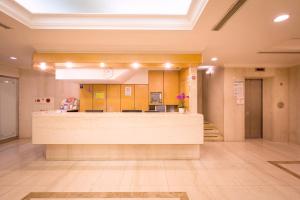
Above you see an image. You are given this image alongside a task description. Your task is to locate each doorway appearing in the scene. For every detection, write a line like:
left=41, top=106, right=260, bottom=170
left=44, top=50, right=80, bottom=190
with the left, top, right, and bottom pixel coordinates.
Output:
left=245, top=79, right=263, bottom=139
left=0, top=76, right=18, bottom=143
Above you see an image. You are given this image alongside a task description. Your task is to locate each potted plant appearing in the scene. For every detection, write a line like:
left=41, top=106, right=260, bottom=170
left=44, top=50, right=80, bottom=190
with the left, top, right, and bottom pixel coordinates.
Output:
left=177, top=93, right=189, bottom=113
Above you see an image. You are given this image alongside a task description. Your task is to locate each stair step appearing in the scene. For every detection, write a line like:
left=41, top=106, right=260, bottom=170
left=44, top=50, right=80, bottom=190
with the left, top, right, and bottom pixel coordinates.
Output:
left=204, top=129, right=220, bottom=134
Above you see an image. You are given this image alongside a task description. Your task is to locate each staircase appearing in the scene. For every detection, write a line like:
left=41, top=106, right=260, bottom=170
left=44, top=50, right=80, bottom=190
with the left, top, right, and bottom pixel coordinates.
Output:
left=204, top=122, right=224, bottom=142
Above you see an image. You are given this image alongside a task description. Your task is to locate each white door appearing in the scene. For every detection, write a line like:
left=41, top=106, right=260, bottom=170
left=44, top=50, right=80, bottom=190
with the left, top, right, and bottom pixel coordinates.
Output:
left=0, top=76, right=18, bottom=141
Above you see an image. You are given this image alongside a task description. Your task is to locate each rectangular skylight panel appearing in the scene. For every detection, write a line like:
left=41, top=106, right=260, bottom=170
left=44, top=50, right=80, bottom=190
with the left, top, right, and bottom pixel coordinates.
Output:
left=15, top=0, right=192, bottom=15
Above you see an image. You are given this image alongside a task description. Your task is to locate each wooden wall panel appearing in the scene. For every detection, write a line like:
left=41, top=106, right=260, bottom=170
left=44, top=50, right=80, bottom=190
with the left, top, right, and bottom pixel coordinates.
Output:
left=164, top=71, right=179, bottom=105
left=79, top=84, right=93, bottom=112
left=121, top=84, right=135, bottom=111
left=92, top=84, right=107, bottom=111
left=134, top=85, right=149, bottom=111
left=106, top=84, right=121, bottom=112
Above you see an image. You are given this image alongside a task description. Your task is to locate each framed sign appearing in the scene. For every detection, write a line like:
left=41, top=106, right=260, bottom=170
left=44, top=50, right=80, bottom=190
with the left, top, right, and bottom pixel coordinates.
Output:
left=124, top=86, right=132, bottom=96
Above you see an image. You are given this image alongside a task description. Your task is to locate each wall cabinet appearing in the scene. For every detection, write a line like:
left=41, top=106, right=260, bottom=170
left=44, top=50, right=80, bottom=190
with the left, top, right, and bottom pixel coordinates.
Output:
left=134, top=84, right=148, bottom=111
left=121, top=84, right=135, bottom=111
left=92, top=84, right=106, bottom=111
left=148, top=71, right=164, bottom=105
left=79, top=84, right=93, bottom=112
left=163, top=71, right=179, bottom=105
left=149, top=71, right=163, bottom=92
left=107, top=84, right=121, bottom=112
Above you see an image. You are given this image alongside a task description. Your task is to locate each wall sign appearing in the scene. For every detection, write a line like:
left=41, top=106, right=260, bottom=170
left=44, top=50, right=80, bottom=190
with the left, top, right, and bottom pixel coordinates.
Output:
left=95, top=92, right=105, bottom=99
left=124, top=86, right=132, bottom=96
left=233, top=81, right=244, bottom=105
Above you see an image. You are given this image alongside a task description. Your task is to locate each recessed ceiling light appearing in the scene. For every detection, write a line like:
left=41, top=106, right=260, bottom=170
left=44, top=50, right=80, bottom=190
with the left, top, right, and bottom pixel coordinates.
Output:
left=211, top=57, right=218, bottom=62
left=273, top=14, right=290, bottom=23
left=65, top=62, right=73, bottom=68
left=39, top=62, right=47, bottom=71
left=99, top=62, right=106, bottom=68
left=10, top=56, right=17, bottom=60
left=164, top=62, right=173, bottom=69
left=131, top=62, right=140, bottom=69
left=4, top=80, right=9, bottom=83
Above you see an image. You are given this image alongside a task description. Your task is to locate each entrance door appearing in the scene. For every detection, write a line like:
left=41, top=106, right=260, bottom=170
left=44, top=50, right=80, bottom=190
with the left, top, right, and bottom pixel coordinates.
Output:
left=245, top=79, right=262, bottom=138
left=0, top=76, right=18, bottom=142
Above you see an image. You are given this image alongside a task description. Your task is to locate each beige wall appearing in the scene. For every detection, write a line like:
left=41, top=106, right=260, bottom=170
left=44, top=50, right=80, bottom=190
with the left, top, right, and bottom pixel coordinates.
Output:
left=19, top=69, right=79, bottom=138
left=288, top=66, right=300, bottom=144
left=203, top=67, right=224, bottom=135
left=223, top=68, right=289, bottom=142
left=0, top=66, right=19, bottom=78
left=197, top=70, right=203, bottom=114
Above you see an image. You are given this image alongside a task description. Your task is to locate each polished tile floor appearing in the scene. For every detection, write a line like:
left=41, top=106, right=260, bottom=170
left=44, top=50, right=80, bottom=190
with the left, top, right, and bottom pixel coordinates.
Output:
left=0, top=139, right=300, bottom=200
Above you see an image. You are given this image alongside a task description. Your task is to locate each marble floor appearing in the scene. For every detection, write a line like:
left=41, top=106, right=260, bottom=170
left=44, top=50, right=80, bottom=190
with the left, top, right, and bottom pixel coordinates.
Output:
left=0, top=139, right=300, bottom=200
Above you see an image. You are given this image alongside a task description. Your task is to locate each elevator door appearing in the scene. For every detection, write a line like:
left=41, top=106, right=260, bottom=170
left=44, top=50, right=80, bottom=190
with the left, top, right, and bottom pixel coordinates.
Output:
left=245, top=79, right=262, bottom=138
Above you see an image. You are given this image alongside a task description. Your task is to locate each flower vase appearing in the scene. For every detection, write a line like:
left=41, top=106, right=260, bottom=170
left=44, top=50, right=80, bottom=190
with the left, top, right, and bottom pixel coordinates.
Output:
left=178, top=108, right=185, bottom=114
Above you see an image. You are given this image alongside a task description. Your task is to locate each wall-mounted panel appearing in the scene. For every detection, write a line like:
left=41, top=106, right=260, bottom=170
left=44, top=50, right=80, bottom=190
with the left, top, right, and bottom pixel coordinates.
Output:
left=107, top=84, right=121, bottom=112
left=93, top=84, right=106, bottom=111
left=79, top=84, right=93, bottom=112
left=134, top=84, right=148, bottom=111
left=121, top=84, right=135, bottom=111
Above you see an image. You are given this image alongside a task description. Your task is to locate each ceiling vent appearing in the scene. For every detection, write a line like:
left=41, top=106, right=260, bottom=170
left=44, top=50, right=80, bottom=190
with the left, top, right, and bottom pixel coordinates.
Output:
left=212, top=0, right=247, bottom=31
left=258, top=51, right=300, bottom=54
left=0, top=22, right=12, bottom=29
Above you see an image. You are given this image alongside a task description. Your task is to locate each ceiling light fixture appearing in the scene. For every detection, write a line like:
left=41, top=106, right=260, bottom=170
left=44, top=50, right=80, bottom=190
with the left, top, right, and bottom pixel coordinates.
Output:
left=206, top=66, right=215, bottom=75
left=10, top=56, right=17, bottom=60
left=65, top=62, right=73, bottom=68
left=164, top=62, right=173, bottom=69
left=99, top=62, right=106, bottom=68
left=273, top=14, right=290, bottom=23
left=4, top=80, right=9, bottom=83
left=39, top=62, right=47, bottom=71
left=198, top=65, right=214, bottom=70
left=211, top=57, right=218, bottom=62
left=131, top=62, right=140, bottom=69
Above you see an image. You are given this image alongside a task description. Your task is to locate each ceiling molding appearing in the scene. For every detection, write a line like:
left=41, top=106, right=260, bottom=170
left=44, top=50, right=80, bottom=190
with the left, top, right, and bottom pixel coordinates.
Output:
left=258, top=51, right=300, bottom=54
left=0, top=0, right=208, bottom=30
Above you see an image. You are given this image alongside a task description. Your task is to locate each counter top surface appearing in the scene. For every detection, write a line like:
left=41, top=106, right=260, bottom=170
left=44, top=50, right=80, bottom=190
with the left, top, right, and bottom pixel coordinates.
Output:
left=33, top=111, right=202, bottom=117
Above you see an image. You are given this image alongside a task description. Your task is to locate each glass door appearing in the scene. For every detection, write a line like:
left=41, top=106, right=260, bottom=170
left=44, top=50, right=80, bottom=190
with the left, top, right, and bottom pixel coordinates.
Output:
left=0, top=76, right=18, bottom=142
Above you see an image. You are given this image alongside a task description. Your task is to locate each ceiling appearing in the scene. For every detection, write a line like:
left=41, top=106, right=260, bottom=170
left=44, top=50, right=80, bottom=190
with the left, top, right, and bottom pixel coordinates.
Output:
left=0, top=0, right=299, bottom=70
left=14, top=0, right=192, bottom=15
left=0, top=0, right=208, bottom=30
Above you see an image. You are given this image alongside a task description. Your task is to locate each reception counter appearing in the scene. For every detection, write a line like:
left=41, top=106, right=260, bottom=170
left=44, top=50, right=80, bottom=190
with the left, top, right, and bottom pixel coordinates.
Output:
left=32, top=112, right=203, bottom=160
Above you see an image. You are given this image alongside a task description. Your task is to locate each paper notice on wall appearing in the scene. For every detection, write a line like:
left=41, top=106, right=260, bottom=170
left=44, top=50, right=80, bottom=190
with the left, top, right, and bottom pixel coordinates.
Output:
left=95, top=92, right=105, bottom=99
left=125, top=86, right=132, bottom=96
left=233, top=81, right=244, bottom=105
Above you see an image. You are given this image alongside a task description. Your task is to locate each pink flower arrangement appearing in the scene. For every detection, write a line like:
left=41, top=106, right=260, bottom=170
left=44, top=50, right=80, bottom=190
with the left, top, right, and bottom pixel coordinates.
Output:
left=177, top=93, right=189, bottom=108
